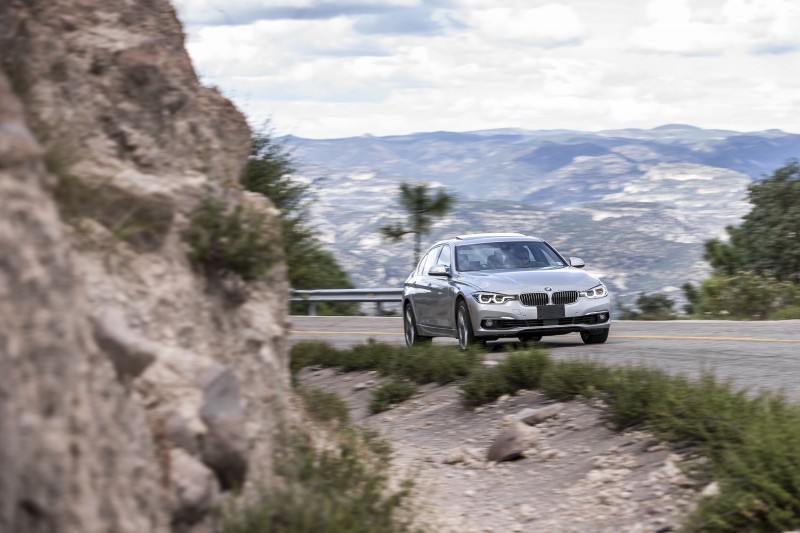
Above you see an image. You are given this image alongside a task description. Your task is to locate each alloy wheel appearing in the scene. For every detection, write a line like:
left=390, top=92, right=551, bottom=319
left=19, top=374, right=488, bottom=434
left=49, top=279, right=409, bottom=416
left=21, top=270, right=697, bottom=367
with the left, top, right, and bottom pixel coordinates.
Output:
left=457, top=308, right=468, bottom=350
left=404, top=306, right=416, bottom=347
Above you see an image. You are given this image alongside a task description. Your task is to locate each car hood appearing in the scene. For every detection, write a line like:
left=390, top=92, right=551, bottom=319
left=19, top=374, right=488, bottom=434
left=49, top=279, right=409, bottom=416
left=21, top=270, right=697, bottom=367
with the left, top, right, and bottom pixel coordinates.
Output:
left=459, top=268, right=602, bottom=293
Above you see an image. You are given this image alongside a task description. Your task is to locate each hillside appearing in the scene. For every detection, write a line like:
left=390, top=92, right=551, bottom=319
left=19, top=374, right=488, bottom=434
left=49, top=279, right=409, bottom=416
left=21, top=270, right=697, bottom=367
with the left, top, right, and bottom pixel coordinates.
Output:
left=285, top=125, right=800, bottom=305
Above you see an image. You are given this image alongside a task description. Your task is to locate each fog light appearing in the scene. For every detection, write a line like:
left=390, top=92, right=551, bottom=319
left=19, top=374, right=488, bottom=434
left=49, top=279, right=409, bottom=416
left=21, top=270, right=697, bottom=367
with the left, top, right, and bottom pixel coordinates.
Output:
left=485, top=319, right=495, bottom=327
left=599, top=313, right=608, bottom=322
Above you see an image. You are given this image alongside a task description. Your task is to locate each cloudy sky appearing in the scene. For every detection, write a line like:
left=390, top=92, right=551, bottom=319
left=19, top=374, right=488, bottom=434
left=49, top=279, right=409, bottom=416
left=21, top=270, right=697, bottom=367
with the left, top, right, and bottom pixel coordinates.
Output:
left=173, top=0, right=800, bottom=138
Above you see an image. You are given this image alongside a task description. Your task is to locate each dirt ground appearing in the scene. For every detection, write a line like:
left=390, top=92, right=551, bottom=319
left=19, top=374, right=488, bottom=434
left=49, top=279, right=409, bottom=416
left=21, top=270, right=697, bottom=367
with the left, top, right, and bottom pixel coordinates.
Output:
left=298, top=366, right=706, bottom=533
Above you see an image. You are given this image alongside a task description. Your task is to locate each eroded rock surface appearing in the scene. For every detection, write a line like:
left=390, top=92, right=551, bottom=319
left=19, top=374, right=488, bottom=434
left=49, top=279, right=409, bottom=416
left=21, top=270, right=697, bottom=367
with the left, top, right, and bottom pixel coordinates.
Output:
left=1, top=1, right=292, bottom=531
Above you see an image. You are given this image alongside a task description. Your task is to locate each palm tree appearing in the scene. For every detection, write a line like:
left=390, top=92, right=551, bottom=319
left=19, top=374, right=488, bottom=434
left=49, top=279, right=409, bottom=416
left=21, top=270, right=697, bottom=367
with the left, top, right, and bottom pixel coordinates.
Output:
left=380, top=182, right=455, bottom=268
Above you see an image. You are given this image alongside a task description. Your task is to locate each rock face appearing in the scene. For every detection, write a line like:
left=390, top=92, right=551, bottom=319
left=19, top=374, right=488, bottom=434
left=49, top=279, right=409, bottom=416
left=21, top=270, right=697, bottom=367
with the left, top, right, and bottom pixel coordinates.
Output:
left=0, top=1, right=291, bottom=531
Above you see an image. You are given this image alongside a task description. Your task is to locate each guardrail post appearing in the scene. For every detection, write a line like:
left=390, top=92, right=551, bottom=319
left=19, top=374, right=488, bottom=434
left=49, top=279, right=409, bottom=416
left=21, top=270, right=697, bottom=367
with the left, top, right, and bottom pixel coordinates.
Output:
left=375, top=302, right=383, bottom=316
left=308, top=302, right=317, bottom=316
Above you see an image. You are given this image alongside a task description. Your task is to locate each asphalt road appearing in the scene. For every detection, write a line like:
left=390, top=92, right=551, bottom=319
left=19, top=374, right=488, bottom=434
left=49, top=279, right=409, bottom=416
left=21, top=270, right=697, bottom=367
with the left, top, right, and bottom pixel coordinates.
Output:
left=290, top=316, right=800, bottom=400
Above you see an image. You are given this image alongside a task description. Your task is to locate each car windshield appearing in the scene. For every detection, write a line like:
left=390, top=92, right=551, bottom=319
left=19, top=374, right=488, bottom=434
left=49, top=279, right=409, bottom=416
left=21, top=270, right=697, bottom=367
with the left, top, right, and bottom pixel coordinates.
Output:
left=455, top=241, right=567, bottom=272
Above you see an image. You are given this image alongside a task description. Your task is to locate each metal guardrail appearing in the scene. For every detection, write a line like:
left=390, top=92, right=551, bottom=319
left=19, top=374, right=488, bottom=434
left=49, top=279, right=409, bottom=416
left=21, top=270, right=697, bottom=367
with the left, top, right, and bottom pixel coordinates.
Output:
left=290, top=288, right=403, bottom=315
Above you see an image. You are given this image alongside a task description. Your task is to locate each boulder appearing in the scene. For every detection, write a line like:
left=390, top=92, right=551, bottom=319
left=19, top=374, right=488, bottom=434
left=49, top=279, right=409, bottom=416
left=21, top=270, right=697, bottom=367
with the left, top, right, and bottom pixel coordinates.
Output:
left=487, top=422, right=540, bottom=462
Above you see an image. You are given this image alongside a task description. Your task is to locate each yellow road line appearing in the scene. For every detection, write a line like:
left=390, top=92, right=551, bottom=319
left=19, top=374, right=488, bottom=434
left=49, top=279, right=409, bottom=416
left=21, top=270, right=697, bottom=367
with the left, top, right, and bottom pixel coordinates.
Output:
left=615, top=335, right=800, bottom=343
left=290, top=330, right=403, bottom=336
left=290, top=330, right=800, bottom=343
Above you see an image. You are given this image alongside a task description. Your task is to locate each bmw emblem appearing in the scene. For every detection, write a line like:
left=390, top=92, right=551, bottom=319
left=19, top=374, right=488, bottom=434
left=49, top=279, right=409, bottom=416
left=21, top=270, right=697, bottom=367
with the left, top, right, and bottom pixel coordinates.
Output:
left=544, top=286, right=553, bottom=291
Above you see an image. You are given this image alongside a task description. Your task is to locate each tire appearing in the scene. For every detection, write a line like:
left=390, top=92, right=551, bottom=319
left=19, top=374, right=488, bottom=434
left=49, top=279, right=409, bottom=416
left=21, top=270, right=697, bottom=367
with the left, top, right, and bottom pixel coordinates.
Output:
left=456, top=300, right=477, bottom=351
left=580, top=328, right=609, bottom=344
left=518, top=334, right=542, bottom=344
left=403, top=304, right=431, bottom=347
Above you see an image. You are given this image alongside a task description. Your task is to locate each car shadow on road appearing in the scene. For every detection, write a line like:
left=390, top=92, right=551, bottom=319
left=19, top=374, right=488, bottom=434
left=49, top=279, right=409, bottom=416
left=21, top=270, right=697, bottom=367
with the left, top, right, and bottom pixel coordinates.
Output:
left=485, top=335, right=591, bottom=352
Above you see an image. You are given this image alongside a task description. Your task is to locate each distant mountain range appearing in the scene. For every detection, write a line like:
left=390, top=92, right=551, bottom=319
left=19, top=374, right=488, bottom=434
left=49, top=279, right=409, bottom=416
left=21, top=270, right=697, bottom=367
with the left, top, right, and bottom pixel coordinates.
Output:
left=283, top=124, right=800, bottom=308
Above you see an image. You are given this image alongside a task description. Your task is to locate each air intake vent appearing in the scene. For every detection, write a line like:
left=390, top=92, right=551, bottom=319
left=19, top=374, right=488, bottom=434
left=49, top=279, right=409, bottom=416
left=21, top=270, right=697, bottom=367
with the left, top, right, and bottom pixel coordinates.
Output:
left=552, top=291, right=579, bottom=305
left=519, top=293, right=548, bottom=306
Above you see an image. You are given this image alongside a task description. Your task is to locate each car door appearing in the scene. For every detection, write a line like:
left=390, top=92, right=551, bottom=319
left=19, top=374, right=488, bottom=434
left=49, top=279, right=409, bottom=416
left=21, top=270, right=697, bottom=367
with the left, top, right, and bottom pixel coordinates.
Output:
left=429, top=244, right=456, bottom=329
left=413, top=246, right=441, bottom=327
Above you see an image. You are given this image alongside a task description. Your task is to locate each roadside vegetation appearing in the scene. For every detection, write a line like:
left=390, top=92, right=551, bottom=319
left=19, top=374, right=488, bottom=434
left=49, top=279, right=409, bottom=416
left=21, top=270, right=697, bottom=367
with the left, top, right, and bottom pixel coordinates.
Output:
left=617, top=292, right=678, bottom=320
left=623, top=160, right=800, bottom=321
left=186, top=190, right=277, bottom=283
left=370, top=380, right=418, bottom=414
left=291, top=339, right=481, bottom=384
left=223, top=385, right=416, bottom=533
left=682, top=159, right=800, bottom=320
left=242, top=126, right=357, bottom=315
left=292, top=340, right=800, bottom=531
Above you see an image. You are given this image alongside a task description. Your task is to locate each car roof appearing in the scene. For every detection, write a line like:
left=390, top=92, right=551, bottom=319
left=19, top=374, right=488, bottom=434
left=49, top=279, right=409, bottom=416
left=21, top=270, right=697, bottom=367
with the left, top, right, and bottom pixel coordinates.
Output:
left=456, top=232, right=528, bottom=240
left=430, top=233, right=545, bottom=248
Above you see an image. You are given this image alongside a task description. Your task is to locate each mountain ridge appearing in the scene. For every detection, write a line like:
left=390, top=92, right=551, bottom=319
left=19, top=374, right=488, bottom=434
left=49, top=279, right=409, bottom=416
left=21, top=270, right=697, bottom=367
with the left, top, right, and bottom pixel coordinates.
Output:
left=284, top=125, right=799, bottom=307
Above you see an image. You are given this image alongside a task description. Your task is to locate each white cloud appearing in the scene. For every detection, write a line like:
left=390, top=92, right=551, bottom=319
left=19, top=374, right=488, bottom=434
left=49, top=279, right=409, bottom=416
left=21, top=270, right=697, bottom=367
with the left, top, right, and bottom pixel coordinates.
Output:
left=174, top=0, right=800, bottom=138
left=629, top=0, right=730, bottom=55
left=468, top=4, right=586, bottom=47
left=630, top=0, right=800, bottom=55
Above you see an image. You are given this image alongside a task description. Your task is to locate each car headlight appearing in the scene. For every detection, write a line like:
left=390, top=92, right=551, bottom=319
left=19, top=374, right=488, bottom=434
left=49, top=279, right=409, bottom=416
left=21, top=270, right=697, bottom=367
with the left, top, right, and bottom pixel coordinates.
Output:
left=582, top=284, right=608, bottom=299
left=473, top=292, right=517, bottom=304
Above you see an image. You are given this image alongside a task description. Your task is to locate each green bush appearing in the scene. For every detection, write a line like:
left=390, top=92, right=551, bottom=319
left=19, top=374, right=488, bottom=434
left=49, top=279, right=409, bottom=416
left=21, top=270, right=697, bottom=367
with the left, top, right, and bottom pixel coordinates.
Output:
left=290, top=340, right=481, bottom=385
left=185, top=192, right=276, bottom=282
left=500, top=349, right=551, bottom=391
left=687, top=273, right=798, bottom=320
left=459, top=348, right=549, bottom=407
left=370, top=381, right=418, bottom=414
left=290, top=341, right=344, bottom=375
left=298, top=387, right=350, bottom=426
left=770, top=304, right=800, bottom=320
left=223, top=431, right=414, bottom=533
left=683, top=397, right=800, bottom=531
left=386, top=344, right=482, bottom=385
left=459, top=365, right=513, bottom=408
left=617, top=292, right=677, bottom=320
left=540, top=358, right=611, bottom=401
left=601, top=366, right=675, bottom=429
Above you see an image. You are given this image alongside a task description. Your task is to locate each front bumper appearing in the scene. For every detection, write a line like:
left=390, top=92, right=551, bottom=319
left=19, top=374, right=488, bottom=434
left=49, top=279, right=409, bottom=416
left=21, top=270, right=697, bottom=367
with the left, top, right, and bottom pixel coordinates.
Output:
left=465, top=295, right=611, bottom=338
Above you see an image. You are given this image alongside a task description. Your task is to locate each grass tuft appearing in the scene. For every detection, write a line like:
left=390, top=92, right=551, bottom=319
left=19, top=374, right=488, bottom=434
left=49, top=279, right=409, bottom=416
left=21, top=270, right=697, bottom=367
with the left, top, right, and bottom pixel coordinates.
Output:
left=298, top=387, right=350, bottom=426
left=291, top=339, right=481, bottom=386
left=539, top=358, right=611, bottom=401
left=185, top=191, right=277, bottom=282
left=222, top=430, right=415, bottom=533
left=224, top=384, right=415, bottom=533
left=459, top=348, right=550, bottom=407
left=369, top=380, right=418, bottom=414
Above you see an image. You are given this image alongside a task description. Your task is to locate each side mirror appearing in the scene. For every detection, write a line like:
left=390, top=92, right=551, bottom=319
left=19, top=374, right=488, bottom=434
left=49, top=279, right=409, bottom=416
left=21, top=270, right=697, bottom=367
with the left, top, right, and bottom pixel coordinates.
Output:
left=428, top=265, right=450, bottom=276
left=569, top=257, right=585, bottom=268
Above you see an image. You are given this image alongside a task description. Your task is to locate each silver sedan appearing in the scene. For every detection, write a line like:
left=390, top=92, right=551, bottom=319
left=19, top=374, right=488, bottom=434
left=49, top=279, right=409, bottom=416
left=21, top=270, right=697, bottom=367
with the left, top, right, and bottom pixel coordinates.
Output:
left=402, top=233, right=611, bottom=350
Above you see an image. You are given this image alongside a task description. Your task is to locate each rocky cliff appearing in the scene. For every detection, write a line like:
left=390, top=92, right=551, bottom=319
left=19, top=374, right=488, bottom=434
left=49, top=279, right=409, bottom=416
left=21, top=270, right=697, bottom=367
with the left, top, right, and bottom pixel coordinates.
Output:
left=0, top=1, right=291, bottom=531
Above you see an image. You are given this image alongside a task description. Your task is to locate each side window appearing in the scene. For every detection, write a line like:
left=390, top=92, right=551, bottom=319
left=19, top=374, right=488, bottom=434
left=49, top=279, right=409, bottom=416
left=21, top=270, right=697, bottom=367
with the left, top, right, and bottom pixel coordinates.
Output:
left=421, top=246, right=441, bottom=275
left=436, top=245, right=451, bottom=268
left=416, top=251, right=431, bottom=275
